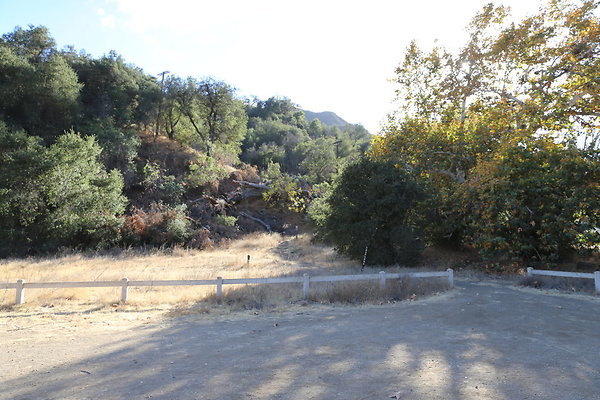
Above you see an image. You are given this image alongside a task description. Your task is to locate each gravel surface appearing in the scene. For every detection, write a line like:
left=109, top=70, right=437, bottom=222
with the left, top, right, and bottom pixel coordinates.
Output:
left=1, top=279, right=599, bottom=400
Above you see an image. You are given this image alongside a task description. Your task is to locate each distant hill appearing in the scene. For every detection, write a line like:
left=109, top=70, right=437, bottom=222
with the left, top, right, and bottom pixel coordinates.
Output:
left=303, top=110, right=349, bottom=128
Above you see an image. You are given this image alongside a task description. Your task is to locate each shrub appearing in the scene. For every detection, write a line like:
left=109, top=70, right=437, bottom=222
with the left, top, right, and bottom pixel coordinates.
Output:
left=213, top=215, right=237, bottom=227
left=140, top=161, right=185, bottom=205
left=0, top=127, right=126, bottom=255
left=123, top=203, right=193, bottom=246
left=185, top=154, right=228, bottom=189
left=315, top=157, right=425, bottom=265
left=457, top=139, right=600, bottom=267
left=262, top=162, right=308, bottom=213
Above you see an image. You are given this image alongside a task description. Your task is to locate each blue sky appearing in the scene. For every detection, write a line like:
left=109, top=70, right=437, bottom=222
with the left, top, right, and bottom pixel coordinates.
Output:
left=0, top=0, right=544, bottom=132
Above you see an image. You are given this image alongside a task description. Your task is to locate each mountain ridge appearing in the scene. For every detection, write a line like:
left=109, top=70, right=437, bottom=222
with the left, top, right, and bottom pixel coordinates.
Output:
left=302, top=110, right=349, bottom=128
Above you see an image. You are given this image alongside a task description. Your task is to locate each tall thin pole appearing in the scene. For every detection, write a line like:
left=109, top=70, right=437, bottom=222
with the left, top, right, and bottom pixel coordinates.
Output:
left=154, top=70, right=169, bottom=141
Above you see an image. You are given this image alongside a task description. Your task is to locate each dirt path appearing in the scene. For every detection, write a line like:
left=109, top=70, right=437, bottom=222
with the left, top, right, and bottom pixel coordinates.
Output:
left=1, top=279, right=599, bottom=400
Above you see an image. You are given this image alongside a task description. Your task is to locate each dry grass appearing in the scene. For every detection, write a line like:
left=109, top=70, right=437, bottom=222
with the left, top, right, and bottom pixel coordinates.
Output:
left=0, top=233, right=449, bottom=311
left=197, top=277, right=449, bottom=312
left=520, top=275, right=596, bottom=294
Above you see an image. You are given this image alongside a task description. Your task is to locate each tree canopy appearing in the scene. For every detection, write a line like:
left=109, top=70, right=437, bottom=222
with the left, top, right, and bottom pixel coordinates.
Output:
left=369, top=0, right=599, bottom=268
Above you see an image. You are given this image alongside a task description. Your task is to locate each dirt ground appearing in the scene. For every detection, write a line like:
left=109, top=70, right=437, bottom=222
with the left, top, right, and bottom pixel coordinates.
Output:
left=1, top=279, right=599, bottom=400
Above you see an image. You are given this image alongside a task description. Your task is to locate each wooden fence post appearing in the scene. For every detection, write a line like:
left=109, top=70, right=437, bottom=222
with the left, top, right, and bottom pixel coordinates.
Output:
left=216, top=277, right=223, bottom=299
left=379, top=271, right=386, bottom=291
left=527, top=267, right=533, bottom=277
left=447, top=269, right=454, bottom=288
left=303, top=274, right=310, bottom=299
left=121, top=278, right=129, bottom=303
left=594, top=271, right=600, bottom=294
left=15, top=279, right=25, bottom=305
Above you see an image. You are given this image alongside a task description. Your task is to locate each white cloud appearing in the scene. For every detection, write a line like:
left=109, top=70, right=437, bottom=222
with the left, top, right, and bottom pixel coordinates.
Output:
left=97, top=6, right=117, bottom=28
left=100, top=15, right=116, bottom=29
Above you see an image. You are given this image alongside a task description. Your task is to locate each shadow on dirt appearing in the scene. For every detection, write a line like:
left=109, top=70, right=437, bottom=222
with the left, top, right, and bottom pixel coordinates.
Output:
left=3, top=281, right=600, bottom=400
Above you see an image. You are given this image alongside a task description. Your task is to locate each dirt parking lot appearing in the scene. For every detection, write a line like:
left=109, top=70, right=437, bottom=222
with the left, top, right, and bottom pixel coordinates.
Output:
left=1, top=279, right=599, bottom=400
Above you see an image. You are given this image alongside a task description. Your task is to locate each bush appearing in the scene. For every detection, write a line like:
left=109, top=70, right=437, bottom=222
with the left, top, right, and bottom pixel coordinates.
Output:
left=185, top=154, right=228, bottom=189
left=315, top=157, right=425, bottom=265
left=0, top=127, right=126, bottom=255
left=213, top=215, right=237, bottom=227
left=140, top=161, right=185, bottom=205
left=262, top=162, right=308, bottom=213
left=123, top=203, right=193, bottom=246
left=457, top=139, right=600, bottom=267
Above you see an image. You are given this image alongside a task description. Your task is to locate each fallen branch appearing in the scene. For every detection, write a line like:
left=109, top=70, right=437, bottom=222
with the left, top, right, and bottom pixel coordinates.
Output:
left=233, top=180, right=271, bottom=190
left=239, top=212, right=271, bottom=233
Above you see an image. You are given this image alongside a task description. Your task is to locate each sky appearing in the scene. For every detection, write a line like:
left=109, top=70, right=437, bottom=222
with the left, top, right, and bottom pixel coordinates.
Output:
left=0, top=0, right=545, bottom=133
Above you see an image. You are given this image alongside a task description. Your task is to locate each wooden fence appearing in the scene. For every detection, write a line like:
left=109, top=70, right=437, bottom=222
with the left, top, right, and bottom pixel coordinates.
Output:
left=527, top=267, right=600, bottom=293
left=0, top=269, right=454, bottom=305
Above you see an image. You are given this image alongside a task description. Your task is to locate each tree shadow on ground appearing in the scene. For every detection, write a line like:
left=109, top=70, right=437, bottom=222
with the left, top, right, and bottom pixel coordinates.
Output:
left=2, top=281, right=600, bottom=400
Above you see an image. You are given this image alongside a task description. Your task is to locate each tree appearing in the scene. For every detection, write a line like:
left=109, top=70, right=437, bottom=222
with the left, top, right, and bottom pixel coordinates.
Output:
left=0, top=26, right=81, bottom=140
left=297, top=137, right=338, bottom=184
left=0, top=125, right=126, bottom=255
left=68, top=50, right=160, bottom=128
left=171, top=77, right=246, bottom=157
left=372, top=0, right=600, bottom=263
left=457, top=138, right=600, bottom=266
left=314, top=157, right=424, bottom=265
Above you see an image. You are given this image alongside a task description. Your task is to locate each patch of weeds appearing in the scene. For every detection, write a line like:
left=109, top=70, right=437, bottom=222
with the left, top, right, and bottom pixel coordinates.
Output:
left=201, top=277, right=450, bottom=311
left=310, top=277, right=449, bottom=304
left=520, top=275, right=595, bottom=294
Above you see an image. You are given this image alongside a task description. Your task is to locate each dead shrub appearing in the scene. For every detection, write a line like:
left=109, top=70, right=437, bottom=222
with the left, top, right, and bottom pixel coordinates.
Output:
left=123, top=204, right=193, bottom=246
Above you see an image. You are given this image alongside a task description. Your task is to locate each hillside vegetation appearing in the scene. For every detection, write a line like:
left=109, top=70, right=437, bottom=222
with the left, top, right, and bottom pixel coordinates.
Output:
left=0, top=0, right=598, bottom=272
left=0, top=26, right=370, bottom=257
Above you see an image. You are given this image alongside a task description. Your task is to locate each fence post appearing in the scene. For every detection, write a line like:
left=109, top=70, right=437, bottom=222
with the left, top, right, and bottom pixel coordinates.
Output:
left=447, top=269, right=454, bottom=288
left=527, top=267, right=533, bottom=277
left=121, top=278, right=129, bottom=303
left=15, top=279, right=25, bottom=305
left=594, top=271, right=600, bottom=295
left=303, top=274, right=310, bottom=299
left=216, top=277, right=223, bottom=299
left=379, top=271, right=386, bottom=291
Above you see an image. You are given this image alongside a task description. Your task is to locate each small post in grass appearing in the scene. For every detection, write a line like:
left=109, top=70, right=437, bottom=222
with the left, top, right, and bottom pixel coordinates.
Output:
left=216, top=277, right=223, bottom=300
left=527, top=267, right=533, bottom=277
left=121, top=278, right=129, bottom=303
left=379, top=271, right=386, bottom=291
left=594, top=271, right=600, bottom=294
left=303, top=274, right=310, bottom=299
left=447, top=268, right=454, bottom=288
left=15, top=279, right=25, bottom=305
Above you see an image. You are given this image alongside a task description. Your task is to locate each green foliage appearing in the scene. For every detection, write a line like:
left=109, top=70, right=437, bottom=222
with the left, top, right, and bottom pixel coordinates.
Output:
left=242, top=97, right=371, bottom=180
left=371, top=1, right=600, bottom=268
left=140, top=162, right=185, bottom=205
left=213, top=215, right=238, bottom=227
left=185, top=154, right=228, bottom=189
left=457, top=139, right=600, bottom=265
left=297, top=137, right=338, bottom=184
left=316, top=158, right=425, bottom=265
left=262, top=165, right=307, bottom=213
left=163, top=76, right=247, bottom=156
left=0, top=126, right=126, bottom=255
left=69, top=50, right=160, bottom=127
left=0, top=26, right=81, bottom=140
left=79, top=119, right=140, bottom=184
left=306, top=181, right=333, bottom=230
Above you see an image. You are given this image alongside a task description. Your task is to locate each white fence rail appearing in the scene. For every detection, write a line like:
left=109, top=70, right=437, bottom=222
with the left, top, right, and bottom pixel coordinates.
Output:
left=0, top=269, right=454, bottom=305
left=527, top=267, right=600, bottom=293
